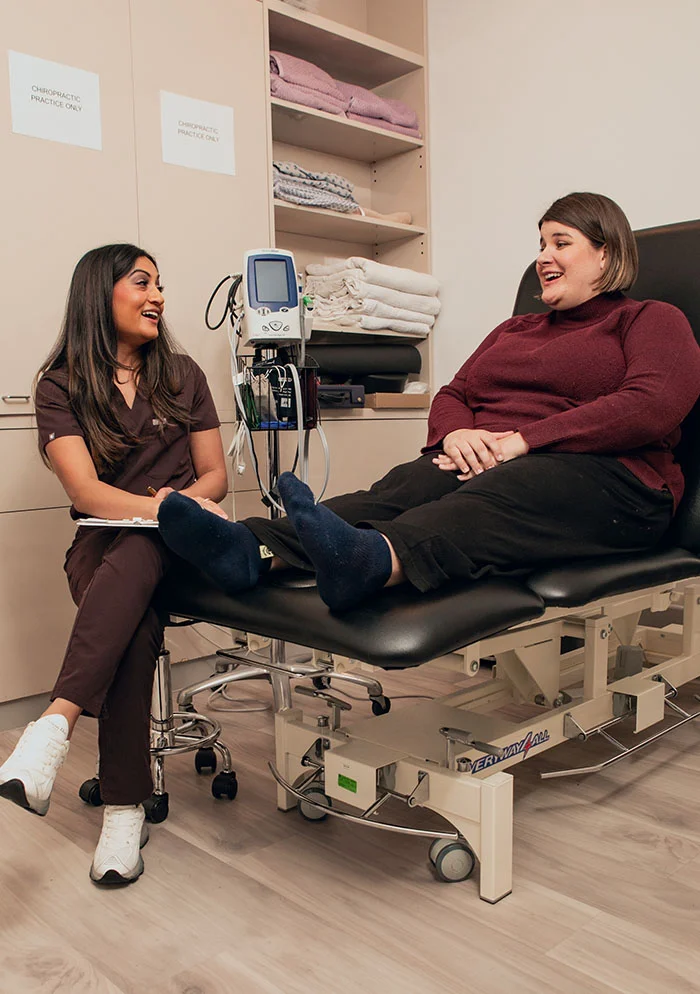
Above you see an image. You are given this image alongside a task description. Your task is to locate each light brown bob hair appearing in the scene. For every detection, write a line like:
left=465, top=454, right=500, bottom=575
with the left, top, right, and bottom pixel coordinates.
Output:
left=539, top=192, right=639, bottom=293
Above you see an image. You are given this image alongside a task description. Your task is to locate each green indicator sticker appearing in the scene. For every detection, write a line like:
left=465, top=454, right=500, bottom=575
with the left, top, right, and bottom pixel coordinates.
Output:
left=337, top=774, right=357, bottom=793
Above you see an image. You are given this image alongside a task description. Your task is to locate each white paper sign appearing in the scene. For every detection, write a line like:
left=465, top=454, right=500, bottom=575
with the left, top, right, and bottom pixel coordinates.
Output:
left=8, top=51, right=102, bottom=150
left=160, top=91, right=235, bottom=176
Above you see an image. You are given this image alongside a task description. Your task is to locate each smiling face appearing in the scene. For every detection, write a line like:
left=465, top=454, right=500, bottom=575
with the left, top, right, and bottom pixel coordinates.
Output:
left=111, top=255, right=164, bottom=355
left=537, top=221, right=606, bottom=310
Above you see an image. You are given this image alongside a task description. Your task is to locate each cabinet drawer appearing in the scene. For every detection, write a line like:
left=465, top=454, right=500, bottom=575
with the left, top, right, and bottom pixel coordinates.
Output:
left=281, top=418, right=427, bottom=498
left=0, top=509, right=77, bottom=703
left=0, top=429, right=69, bottom=513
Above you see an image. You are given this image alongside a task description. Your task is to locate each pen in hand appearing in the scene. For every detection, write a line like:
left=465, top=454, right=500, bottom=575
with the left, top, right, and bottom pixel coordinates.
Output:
left=147, top=486, right=157, bottom=497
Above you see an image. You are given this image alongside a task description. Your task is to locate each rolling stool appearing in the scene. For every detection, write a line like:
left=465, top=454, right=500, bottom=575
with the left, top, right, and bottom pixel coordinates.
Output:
left=78, top=634, right=238, bottom=823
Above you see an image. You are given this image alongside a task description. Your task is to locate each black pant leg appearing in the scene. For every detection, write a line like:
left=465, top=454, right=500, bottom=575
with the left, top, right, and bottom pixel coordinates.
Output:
left=244, top=453, right=460, bottom=568
left=372, top=454, right=674, bottom=591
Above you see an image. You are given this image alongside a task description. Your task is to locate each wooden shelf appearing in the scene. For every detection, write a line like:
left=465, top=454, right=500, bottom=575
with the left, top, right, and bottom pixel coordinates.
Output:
left=267, top=0, right=424, bottom=88
left=310, top=321, right=428, bottom=341
left=271, top=98, right=423, bottom=162
left=319, top=405, right=429, bottom=421
left=274, top=200, right=425, bottom=244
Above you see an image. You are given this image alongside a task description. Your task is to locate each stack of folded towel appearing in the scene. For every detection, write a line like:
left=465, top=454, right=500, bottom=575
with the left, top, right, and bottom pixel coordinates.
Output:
left=273, top=160, right=359, bottom=213
left=269, top=51, right=421, bottom=138
left=305, top=258, right=440, bottom=337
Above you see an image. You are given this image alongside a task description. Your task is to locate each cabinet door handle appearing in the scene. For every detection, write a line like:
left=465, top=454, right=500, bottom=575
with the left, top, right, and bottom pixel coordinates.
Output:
left=2, top=395, right=31, bottom=403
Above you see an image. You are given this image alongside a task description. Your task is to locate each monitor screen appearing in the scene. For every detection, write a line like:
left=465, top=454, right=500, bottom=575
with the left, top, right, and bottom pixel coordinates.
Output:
left=254, top=259, right=289, bottom=303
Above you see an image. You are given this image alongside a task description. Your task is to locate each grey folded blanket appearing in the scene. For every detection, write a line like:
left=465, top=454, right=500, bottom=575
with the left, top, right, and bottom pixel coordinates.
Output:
left=273, top=160, right=359, bottom=213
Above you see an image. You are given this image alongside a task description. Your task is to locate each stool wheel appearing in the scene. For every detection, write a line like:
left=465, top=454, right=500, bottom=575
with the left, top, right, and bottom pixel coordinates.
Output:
left=143, top=792, right=169, bottom=823
left=212, top=771, right=238, bottom=800
left=78, top=777, right=103, bottom=807
left=431, top=840, right=476, bottom=883
left=194, top=746, right=217, bottom=775
left=298, top=786, right=331, bottom=822
left=371, top=695, right=391, bottom=716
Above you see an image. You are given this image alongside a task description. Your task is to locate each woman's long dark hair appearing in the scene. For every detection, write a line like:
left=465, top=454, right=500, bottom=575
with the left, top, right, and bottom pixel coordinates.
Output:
left=36, top=243, right=192, bottom=472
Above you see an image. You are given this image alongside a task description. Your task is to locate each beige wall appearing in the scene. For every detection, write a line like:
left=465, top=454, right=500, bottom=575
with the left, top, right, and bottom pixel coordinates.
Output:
left=427, top=0, right=700, bottom=389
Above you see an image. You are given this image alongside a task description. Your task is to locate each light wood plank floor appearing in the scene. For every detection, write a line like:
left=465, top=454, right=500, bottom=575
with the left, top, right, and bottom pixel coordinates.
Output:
left=1, top=660, right=700, bottom=994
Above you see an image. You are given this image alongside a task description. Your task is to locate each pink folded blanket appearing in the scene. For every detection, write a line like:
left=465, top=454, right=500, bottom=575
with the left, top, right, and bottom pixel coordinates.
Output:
left=270, top=51, right=345, bottom=101
left=336, top=81, right=419, bottom=130
left=346, top=113, right=421, bottom=138
left=270, top=74, right=349, bottom=115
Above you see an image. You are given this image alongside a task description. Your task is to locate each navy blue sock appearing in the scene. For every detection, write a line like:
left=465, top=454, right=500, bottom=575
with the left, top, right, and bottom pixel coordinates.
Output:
left=277, top=472, right=392, bottom=611
left=158, top=493, right=268, bottom=595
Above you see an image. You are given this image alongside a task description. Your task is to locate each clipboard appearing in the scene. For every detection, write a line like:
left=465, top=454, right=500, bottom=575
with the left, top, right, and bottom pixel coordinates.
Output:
left=77, top=517, right=159, bottom=528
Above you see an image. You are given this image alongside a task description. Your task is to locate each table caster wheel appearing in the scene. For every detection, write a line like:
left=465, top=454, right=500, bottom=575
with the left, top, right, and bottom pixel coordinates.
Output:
left=428, top=837, right=454, bottom=866
left=143, top=792, right=169, bottom=824
left=195, top=746, right=217, bottom=774
left=212, top=771, right=238, bottom=800
left=78, top=777, right=103, bottom=807
left=370, top=695, right=391, bottom=716
left=432, top=841, right=476, bottom=882
left=298, top=786, right=332, bottom=822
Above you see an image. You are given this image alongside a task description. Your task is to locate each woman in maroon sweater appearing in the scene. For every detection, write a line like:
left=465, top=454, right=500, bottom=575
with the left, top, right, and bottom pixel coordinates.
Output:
left=159, top=193, right=700, bottom=611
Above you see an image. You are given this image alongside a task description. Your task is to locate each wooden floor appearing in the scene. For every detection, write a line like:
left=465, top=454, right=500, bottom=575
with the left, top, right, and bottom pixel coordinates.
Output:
left=2, top=659, right=700, bottom=994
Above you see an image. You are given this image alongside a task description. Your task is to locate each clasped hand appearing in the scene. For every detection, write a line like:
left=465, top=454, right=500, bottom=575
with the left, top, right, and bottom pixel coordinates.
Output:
left=433, top=428, right=529, bottom=480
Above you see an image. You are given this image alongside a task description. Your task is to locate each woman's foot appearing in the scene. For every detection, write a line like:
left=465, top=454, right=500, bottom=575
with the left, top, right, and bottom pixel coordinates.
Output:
left=90, top=804, right=148, bottom=886
left=277, top=473, right=392, bottom=611
left=0, top=714, right=70, bottom=816
left=158, top=492, right=267, bottom=595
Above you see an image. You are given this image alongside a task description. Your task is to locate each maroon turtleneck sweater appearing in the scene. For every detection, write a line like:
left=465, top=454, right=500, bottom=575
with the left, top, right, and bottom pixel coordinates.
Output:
left=425, top=293, right=700, bottom=508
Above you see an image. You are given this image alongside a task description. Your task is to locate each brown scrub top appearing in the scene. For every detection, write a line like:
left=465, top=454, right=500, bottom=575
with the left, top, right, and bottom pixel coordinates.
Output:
left=35, top=355, right=220, bottom=518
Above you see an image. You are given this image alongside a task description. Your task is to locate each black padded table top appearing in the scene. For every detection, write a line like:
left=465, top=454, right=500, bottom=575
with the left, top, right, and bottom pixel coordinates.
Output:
left=528, top=546, right=700, bottom=607
left=158, top=567, right=545, bottom=669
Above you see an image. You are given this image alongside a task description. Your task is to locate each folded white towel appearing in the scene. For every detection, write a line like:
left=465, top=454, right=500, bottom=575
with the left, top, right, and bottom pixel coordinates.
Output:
left=356, top=281, right=441, bottom=316
left=306, top=257, right=440, bottom=297
left=306, top=272, right=441, bottom=317
left=361, top=299, right=436, bottom=327
left=304, top=268, right=365, bottom=297
left=312, top=294, right=435, bottom=327
left=335, top=315, right=431, bottom=336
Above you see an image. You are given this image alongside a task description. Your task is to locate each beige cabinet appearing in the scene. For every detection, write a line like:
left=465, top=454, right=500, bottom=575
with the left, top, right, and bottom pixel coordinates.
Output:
left=0, top=509, right=77, bottom=704
left=0, top=0, right=139, bottom=420
left=231, top=413, right=427, bottom=516
left=282, top=414, right=428, bottom=498
left=0, top=429, right=69, bottom=513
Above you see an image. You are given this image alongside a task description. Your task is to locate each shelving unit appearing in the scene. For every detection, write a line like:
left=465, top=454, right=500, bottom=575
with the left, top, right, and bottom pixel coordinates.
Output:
left=273, top=201, right=426, bottom=244
left=267, top=0, right=424, bottom=87
left=270, top=98, right=424, bottom=162
left=262, top=0, right=431, bottom=433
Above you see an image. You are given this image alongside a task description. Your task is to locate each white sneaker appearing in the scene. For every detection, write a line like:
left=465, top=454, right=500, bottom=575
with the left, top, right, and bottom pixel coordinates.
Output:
left=90, top=804, right=149, bottom=885
left=0, top=714, right=70, bottom=816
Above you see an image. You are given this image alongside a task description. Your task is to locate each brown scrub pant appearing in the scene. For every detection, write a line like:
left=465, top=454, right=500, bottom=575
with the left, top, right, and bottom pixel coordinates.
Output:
left=51, top=527, right=172, bottom=805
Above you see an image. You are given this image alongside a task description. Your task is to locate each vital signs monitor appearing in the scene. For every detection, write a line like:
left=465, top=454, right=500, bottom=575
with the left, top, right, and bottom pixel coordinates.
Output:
left=242, top=249, right=302, bottom=345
